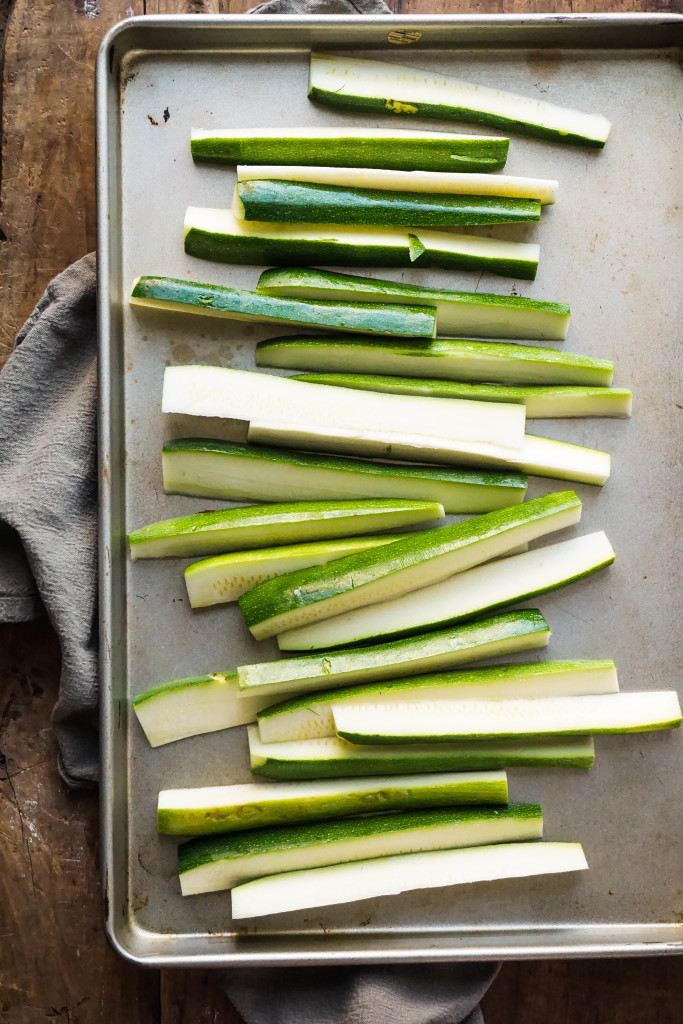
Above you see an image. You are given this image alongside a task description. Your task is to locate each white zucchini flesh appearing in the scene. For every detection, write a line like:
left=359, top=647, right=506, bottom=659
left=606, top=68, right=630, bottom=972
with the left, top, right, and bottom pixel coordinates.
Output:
left=309, top=54, right=611, bottom=148
left=230, top=841, right=588, bottom=919
left=133, top=674, right=270, bottom=748
left=333, top=692, right=683, bottom=744
left=247, top=421, right=610, bottom=485
left=178, top=804, right=544, bottom=896
left=157, top=770, right=508, bottom=836
left=238, top=609, right=550, bottom=700
left=237, top=165, right=557, bottom=204
left=162, top=365, right=526, bottom=458
left=507, top=434, right=611, bottom=485
left=184, top=534, right=410, bottom=608
left=256, top=661, right=619, bottom=744
left=248, top=728, right=597, bottom=778
left=277, top=531, right=615, bottom=651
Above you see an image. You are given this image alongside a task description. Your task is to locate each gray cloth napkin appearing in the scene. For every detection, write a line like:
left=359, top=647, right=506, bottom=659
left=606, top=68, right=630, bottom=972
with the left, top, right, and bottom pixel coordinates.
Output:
left=0, top=253, right=98, bottom=787
left=0, top=0, right=499, bottom=1017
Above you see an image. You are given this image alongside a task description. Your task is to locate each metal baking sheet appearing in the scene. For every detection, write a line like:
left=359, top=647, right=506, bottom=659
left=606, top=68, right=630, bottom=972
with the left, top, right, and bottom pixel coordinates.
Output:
left=97, top=14, right=683, bottom=965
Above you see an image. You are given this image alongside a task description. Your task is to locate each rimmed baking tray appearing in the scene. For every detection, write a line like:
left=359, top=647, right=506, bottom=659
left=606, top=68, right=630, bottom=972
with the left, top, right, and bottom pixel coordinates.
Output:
left=97, top=13, right=683, bottom=965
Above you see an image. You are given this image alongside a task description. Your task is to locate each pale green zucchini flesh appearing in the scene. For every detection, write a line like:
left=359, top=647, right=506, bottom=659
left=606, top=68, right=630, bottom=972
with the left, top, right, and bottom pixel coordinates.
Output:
left=237, top=609, right=550, bottom=698
left=157, top=770, right=509, bottom=836
left=238, top=165, right=557, bottom=204
left=233, top=179, right=542, bottom=228
left=256, top=335, right=613, bottom=387
left=184, top=207, right=540, bottom=281
left=333, top=691, right=682, bottom=745
left=128, top=498, right=443, bottom=560
left=277, top=531, right=614, bottom=650
left=238, top=491, right=582, bottom=641
left=309, top=53, right=611, bottom=148
left=132, top=674, right=269, bottom=748
left=248, top=728, right=596, bottom=778
left=163, top=438, right=528, bottom=515
left=247, top=421, right=611, bottom=486
left=257, top=268, right=570, bottom=341
left=256, top=661, right=619, bottom=744
left=510, top=435, right=611, bottom=485
left=190, top=127, right=510, bottom=173
left=184, top=534, right=412, bottom=608
left=230, top=841, right=589, bottom=918
left=292, top=374, right=633, bottom=419
left=161, top=365, right=526, bottom=461
left=177, top=803, right=544, bottom=896
left=130, top=275, right=436, bottom=338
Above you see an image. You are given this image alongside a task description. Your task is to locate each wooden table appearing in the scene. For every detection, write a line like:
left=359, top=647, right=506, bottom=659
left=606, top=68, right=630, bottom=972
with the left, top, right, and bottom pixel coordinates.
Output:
left=0, top=2, right=681, bottom=1021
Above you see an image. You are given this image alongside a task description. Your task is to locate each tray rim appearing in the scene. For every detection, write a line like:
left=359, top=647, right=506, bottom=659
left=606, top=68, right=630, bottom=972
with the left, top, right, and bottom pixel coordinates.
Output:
left=96, top=11, right=683, bottom=967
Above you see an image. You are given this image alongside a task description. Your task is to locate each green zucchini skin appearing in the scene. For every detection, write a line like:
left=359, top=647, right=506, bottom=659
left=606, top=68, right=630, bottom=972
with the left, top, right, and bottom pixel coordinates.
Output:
left=177, top=803, right=542, bottom=891
left=183, top=211, right=539, bottom=281
left=130, top=275, right=436, bottom=338
left=257, top=267, right=570, bottom=341
left=236, top=179, right=541, bottom=228
left=184, top=228, right=538, bottom=280
left=308, top=54, right=610, bottom=148
left=129, top=498, right=444, bottom=560
left=248, top=730, right=596, bottom=778
left=158, top=772, right=509, bottom=835
left=162, top=438, right=528, bottom=514
left=257, top=335, right=614, bottom=388
left=291, top=373, right=632, bottom=419
left=238, top=609, right=551, bottom=698
left=190, top=130, right=509, bottom=173
left=238, top=491, right=581, bottom=637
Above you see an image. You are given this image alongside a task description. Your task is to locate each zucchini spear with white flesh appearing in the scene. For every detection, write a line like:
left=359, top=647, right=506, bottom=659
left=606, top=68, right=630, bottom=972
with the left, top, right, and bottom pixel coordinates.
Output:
left=157, top=771, right=509, bottom=836
left=183, top=208, right=541, bottom=281
left=233, top=179, right=542, bottom=228
left=309, top=53, right=611, bottom=148
left=333, top=692, right=683, bottom=745
left=190, top=127, right=510, bottom=173
left=257, top=662, right=619, bottom=744
left=277, top=531, right=615, bottom=651
left=292, top=374, right=633, bottom=420
left=133, top=674, right=271, bottom=748
left=178, top=804, right=544, bottom=896
left=238, top=609, right=550, bottom=700
left=128, top=498, right=444, bottom=561
left=256, top=336, right=614, bottom=387
left=248, top=728, right=596, bottom=779
left=238, top=165, right=558, bottom=204
left=130, top=276, right=436, bottom=338
left=163, top=439, right=529, bottom=514
left=239, top=491, right=582, bottom=641
left=230, top=842, right=589, bottom=919
left=161, top=365, right=527, bottom=463
left=257, top=268, right=570, bottom=341
left=188, top=540, right=530, bottom=610
left=248, top=422, right=610, bottom=486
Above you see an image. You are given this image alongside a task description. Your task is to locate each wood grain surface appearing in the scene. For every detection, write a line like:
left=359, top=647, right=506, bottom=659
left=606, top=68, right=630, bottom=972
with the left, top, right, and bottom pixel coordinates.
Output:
left=0, top=1, right=681, bottom=1022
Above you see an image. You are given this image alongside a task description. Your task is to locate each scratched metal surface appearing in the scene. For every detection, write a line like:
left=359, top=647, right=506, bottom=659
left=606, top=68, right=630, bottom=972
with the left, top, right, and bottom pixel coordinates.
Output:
left=97, top=15, right=683, bottom=965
